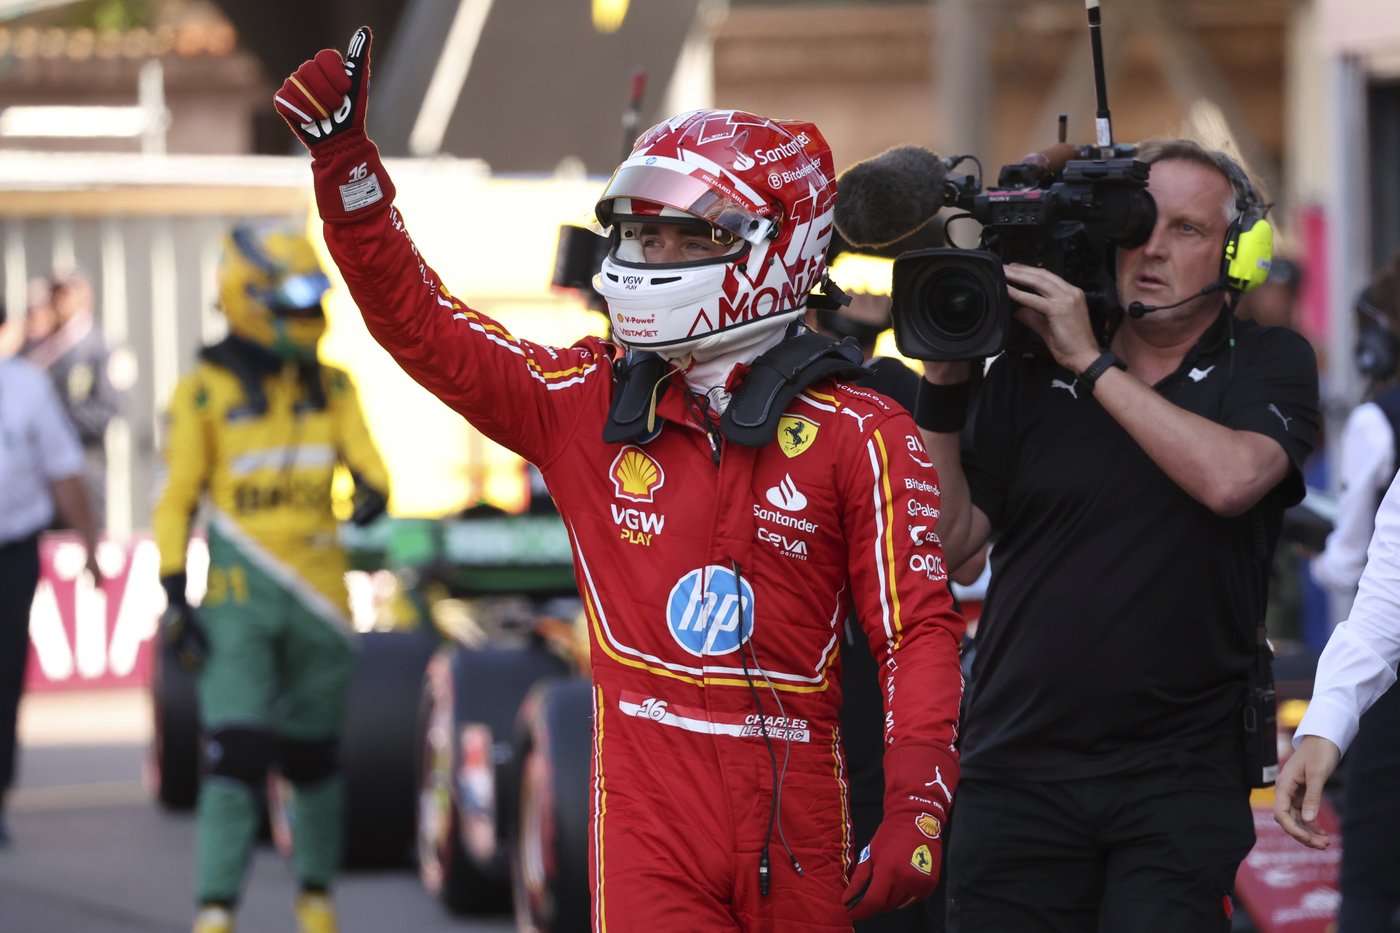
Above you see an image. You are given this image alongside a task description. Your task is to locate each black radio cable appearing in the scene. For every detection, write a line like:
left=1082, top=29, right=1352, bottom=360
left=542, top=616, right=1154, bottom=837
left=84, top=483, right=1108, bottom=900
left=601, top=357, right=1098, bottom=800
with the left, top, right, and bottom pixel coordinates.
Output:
left=729, top=558, right=804, bottom=896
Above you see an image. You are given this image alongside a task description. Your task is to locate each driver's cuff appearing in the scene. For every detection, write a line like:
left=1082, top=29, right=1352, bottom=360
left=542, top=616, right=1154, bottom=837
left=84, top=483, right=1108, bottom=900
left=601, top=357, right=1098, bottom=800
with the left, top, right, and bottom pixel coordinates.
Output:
left=311, top=133, right=396, bottom=224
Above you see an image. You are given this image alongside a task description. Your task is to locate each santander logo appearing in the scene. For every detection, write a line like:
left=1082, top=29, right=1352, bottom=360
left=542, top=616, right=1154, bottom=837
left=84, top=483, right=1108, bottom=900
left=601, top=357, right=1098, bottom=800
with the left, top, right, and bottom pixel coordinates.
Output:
left=765, top=474, right=808, bottom=511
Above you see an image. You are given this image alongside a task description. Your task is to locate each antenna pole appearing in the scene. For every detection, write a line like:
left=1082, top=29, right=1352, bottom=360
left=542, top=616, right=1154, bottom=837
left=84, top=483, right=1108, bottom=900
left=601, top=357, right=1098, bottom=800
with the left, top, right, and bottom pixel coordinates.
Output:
left=621, top=69, right=646, bottom=161
left=1084, top=0, right=1113, bottom=151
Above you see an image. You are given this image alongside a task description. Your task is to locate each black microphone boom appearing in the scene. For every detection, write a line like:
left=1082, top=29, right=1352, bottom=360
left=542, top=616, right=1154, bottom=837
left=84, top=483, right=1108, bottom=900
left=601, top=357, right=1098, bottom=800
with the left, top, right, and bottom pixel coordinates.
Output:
left=833, top=146, right=953, bottom=249
left=1126, top=280, right=1225, bottom=319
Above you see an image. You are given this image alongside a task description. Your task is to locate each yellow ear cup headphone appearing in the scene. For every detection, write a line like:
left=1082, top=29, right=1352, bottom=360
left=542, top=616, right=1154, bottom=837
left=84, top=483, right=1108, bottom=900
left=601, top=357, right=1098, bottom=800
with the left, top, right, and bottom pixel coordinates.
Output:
left=1218, top=157, right=1273, bottom=294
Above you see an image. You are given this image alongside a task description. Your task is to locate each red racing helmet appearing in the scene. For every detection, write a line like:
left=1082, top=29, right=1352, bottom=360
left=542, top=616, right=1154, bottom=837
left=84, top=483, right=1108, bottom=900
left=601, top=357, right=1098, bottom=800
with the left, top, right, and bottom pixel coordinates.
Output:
left=594, top=109, right=837, bottom=360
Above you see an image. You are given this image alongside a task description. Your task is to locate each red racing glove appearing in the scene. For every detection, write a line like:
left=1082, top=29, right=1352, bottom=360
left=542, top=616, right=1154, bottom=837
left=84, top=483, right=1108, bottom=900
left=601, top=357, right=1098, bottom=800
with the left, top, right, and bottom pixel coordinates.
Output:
left=273, top=26, right=395, bottom=223
left=843, top=744, right=958, bottom=920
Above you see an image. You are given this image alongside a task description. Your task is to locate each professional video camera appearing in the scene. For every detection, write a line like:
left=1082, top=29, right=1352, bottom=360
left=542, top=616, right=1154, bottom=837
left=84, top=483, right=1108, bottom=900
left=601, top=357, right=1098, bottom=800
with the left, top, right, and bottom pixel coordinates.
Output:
left=834, top=1, right=1156, bottom=361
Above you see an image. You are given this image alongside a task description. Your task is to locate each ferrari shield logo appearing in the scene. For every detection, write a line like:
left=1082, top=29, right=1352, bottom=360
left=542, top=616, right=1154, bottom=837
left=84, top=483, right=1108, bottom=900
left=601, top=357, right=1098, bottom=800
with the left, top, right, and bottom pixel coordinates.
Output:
left=777, top=415, right=819, bottom=458
left=911, top=844, right=933, bottom=874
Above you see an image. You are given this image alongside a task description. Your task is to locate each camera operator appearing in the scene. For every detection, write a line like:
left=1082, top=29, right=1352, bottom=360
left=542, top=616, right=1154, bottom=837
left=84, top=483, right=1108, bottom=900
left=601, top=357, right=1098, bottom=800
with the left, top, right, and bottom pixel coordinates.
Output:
left=916, top=139, right=1320, bottom=932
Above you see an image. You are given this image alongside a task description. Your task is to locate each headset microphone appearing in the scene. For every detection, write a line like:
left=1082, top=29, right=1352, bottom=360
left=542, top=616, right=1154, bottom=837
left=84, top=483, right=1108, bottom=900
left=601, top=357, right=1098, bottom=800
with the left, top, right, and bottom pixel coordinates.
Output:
left=1126, top=280, right=1226, bottom=319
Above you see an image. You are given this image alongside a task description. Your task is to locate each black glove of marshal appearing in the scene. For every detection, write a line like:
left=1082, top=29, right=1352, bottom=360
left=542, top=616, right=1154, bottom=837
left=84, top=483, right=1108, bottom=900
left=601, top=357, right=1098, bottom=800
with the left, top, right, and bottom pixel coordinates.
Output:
left=160, top=573, right=209, bottom=673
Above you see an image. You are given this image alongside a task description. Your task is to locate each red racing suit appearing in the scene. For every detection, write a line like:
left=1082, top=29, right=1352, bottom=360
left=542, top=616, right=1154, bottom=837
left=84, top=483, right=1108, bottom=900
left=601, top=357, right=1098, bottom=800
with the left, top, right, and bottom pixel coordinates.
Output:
left=320, top=204, right=965, bottom=931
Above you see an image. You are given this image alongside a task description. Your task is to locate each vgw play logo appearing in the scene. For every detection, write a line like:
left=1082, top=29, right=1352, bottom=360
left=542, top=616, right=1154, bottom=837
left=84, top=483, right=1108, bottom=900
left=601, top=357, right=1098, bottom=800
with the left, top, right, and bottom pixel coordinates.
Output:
left=666, top=565, right=755, bottom=657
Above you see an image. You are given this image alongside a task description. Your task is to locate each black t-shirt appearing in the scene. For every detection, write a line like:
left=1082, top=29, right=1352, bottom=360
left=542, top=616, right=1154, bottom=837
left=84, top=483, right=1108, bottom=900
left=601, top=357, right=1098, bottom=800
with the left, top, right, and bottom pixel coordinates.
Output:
left=961, top=313, right=1319, bottom=781
left=841, top=355, right=922, bottom=808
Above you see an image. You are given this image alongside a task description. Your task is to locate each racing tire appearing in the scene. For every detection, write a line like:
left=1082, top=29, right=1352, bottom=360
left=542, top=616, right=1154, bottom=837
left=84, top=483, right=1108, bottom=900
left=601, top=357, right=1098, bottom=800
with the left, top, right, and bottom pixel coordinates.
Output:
left=341, top=628, right=440, bottom=868
left=418, top=641, right=571, bottom=915
left=511, top=677, right=593, bottom=933
left=148, top=639, right=201, bottom=809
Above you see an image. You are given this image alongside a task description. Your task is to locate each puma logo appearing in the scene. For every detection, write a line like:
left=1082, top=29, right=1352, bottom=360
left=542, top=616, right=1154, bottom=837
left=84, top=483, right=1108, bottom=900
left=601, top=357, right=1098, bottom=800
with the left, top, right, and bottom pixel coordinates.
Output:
left=1187, top=365, right=1215, bottom=383
left=1268, top=403, right=1292, bottom=431
left=841, top=408, right=874, bottom=432
left=1050, top=378, right=1079, bottom=399
left=925, top=766, right=952, bottom=804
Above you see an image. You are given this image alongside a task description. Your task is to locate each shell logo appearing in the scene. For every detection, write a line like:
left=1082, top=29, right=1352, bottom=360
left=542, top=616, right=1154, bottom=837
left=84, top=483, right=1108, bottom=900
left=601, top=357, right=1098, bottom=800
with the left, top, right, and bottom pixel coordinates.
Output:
left=610, top=446, right=665, bottom=503
left=916, top=813, right=942, bottom=840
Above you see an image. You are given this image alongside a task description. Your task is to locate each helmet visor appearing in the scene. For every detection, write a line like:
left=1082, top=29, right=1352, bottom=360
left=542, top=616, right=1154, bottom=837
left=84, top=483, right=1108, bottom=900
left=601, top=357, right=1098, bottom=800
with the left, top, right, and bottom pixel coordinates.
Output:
left=597, top=161, right=775, bottom=245
left=255, top=272, right=331, bottom=317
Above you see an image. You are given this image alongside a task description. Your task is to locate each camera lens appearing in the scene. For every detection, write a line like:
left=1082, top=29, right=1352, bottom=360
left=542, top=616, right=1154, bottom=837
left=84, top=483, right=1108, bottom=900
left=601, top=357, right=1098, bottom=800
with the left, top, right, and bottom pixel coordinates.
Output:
left=926, top=273, right=987, bottom=340
left=891, top=248, right=1010, bottom=361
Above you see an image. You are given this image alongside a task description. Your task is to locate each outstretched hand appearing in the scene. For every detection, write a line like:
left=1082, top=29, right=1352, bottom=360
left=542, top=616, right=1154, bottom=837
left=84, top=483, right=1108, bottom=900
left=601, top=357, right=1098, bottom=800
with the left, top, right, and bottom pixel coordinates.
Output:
left=1272, top=735, right=1341, bottom=849
left=274, top=26, right=374, bottom=152
left=273, top=26, right=395, bottom=222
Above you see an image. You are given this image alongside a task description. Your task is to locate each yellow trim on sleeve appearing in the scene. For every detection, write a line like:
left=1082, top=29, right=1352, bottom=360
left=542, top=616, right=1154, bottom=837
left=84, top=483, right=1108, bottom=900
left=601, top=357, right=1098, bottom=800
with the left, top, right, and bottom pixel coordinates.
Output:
left=874, top=430, right=904, bottom=645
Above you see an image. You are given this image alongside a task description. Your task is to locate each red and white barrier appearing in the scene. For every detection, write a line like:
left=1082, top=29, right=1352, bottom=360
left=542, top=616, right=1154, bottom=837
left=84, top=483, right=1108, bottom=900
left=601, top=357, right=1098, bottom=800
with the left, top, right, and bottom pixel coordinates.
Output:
left=25, top=532, right=386, bottom=692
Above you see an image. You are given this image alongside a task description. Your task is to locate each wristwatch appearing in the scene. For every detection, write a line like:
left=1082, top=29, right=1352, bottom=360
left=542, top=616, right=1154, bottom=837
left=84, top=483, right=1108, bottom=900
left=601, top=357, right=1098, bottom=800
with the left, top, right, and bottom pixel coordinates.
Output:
left=1078, top=351, right=1126, bottom=392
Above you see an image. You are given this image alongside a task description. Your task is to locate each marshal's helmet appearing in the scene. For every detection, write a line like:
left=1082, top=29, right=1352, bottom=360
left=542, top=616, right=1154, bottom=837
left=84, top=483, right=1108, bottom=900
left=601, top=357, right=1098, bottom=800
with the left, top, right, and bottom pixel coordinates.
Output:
left=594, top=109, right=837, bottom=361
left=218, top=223, right=331, bottom=360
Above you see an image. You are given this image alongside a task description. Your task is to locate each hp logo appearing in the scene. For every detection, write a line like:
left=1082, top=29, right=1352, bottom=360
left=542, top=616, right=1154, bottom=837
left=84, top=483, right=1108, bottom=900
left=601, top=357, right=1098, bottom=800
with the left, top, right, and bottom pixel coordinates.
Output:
left=666, top=565, right=755, bottom=657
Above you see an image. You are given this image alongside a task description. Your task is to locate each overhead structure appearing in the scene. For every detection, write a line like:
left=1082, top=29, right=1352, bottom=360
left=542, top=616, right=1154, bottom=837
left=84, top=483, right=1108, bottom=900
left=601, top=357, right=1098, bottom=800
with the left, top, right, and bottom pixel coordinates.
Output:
left=370, top=0, right=708, bottom=174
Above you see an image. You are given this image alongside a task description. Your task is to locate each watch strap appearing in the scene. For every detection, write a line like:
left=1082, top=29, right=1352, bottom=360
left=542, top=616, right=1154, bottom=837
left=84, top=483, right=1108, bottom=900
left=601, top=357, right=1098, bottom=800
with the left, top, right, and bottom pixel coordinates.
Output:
left=1078, top=351, right=1125, bottom=392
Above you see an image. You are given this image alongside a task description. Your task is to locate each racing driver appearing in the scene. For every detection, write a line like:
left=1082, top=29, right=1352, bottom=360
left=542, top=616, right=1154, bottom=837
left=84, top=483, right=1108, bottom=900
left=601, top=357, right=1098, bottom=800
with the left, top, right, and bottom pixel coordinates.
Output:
left=274, top=28, right=964, bottom=931
left=153, top=223, right=390, bottom=933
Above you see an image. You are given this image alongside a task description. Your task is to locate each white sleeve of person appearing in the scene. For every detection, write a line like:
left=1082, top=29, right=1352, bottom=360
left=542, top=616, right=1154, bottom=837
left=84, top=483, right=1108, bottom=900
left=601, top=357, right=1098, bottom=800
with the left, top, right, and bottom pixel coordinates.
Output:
left=1310, top=403, right=1393, bottom=593
left=1297, top=468, right=1400, bottom=752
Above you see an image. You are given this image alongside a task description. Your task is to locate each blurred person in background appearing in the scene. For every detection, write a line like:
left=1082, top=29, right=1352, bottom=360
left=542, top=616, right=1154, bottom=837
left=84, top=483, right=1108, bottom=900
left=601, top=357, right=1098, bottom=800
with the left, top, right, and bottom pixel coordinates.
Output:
left=1310, top=252, right=1400, bottom=605
left=18, top=276, right=57, bottom=353
left=0, top=277, right=53, bottom=358
left=1275, top=467, right=1400, bottom=931
left=1284, top=249, right=1400, bottom=932
left=152, top=223, right=389, bottom=933
left=1236, top=256, right=1303, bottom=331
left=22, top=268, right=123, bottom=527
left=0, top=296, right=101, bottom=847
left=275, top=28, right=967, bottom=932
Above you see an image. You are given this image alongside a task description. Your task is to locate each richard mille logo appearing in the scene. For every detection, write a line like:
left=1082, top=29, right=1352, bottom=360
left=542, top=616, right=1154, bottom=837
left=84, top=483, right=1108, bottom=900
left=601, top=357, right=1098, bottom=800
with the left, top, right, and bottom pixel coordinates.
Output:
left=1050, top=378, right=1079, bottom=399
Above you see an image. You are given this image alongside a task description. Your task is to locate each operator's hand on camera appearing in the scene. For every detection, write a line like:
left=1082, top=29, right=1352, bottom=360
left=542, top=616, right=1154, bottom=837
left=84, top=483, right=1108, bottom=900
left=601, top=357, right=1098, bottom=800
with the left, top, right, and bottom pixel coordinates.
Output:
left=160, top=573, right=209, bottom=673
left=843, top=745, right=957, bottom=920
left=273, top=26, right=395, bottom=222
left=1003, top=263, right=1101, bottom=375
left=1273, top=735, right=1341, bottom=850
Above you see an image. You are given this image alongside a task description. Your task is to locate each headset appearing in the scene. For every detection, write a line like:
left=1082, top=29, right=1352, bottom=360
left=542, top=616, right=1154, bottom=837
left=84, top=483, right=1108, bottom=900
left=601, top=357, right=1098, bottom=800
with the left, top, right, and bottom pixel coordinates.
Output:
left=1217, top=155, right=1274, bottom=294
left=1355, top=291, right=1400, bottom=381
left=1126, top=152, right=1274, bottom=319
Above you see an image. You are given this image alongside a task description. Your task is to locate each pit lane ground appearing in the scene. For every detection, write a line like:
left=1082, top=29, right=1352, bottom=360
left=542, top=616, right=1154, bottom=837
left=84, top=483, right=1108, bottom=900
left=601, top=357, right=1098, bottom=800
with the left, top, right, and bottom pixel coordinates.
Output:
left=1, top=687, right=513, bottom=933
